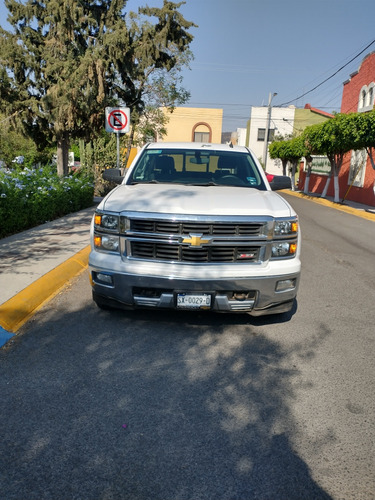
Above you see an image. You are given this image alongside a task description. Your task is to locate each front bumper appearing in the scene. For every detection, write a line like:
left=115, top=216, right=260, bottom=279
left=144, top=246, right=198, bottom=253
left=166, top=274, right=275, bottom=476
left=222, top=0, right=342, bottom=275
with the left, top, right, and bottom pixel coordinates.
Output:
left=89, top=267, right=300, bottom=316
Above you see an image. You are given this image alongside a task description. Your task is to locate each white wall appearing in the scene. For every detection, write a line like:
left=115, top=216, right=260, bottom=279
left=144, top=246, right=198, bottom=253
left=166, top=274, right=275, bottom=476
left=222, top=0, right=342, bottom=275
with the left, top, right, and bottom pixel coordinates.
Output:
left=247, top=106, right=295, bottom=174
left=236, top=128, right=247, bottom=146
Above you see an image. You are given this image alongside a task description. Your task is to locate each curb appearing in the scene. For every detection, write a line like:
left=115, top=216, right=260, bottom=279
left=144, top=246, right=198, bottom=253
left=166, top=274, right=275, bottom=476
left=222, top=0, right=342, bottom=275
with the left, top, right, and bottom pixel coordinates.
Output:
left=284, top=190, right=375, bottom=221
left=0, top=246, right=90, bottom=336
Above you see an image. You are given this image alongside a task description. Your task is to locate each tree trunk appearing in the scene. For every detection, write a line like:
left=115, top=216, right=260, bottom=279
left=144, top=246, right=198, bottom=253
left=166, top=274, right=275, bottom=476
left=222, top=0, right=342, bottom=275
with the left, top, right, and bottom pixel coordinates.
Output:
left=331, top=155, right=342, bottom=203
left=366, top=147, right=375, bottom=170
left=321, top=174, right=331, bottom=198
left=303, top=156, right=312, bottom=194
left=282, top=159, right=288, bottom=176
left=57, top=133, right=70, bottom=176
left=333, top=170, right=340, bottom=203
left=291, top=161, right=297, bottom=191
left=322, top=157, right=335, bottom=199
left=304, top=168, right=311, bottom=194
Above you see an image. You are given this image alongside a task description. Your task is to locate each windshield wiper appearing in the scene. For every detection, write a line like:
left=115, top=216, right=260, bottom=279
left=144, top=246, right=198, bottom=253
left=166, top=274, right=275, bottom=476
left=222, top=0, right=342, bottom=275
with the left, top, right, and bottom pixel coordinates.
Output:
left=129, top=180, right=160, bottom=185
left=186, top=181, right=219, bottom=186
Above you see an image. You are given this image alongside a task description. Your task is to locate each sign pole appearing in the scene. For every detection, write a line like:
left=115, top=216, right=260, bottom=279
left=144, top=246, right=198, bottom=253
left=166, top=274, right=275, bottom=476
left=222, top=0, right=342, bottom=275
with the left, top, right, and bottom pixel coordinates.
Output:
left=116, top=131, right=120, bottom=170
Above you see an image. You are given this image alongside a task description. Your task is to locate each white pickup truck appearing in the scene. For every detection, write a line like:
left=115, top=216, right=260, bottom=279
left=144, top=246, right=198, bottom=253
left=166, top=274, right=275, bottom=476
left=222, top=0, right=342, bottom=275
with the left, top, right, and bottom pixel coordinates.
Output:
left=89, top=142, right=301, bottom=316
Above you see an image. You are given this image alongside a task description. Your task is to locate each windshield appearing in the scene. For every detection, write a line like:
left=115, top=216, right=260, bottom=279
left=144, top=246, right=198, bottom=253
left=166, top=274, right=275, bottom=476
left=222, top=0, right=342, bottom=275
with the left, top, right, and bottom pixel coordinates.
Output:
left=127, top=148, right=267, bottom=190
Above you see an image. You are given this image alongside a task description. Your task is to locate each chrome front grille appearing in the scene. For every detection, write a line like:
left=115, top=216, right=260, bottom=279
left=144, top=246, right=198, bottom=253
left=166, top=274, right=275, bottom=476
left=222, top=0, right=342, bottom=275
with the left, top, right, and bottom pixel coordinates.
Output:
left=124, top=215, right=268, bottom=264
left=130, top=220, right=263, bottom=236
left=131, top=241, right=259, bottom=263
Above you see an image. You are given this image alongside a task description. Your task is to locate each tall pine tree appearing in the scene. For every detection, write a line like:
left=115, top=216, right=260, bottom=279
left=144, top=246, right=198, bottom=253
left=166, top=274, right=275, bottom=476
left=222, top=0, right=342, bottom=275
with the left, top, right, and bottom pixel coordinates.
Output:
left=0, top=0, right=194, bottom=175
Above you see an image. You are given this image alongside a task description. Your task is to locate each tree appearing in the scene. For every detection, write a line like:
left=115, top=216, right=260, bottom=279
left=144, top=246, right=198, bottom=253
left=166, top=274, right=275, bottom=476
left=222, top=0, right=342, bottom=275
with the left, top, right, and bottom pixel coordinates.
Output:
left=300, top=123, right=325, bottom=194
left=0, top=0, right=195, bottom=175
left=269, top=140, right=289, bottom=176
left=270, top=111, right=375, bottom=201
left=286, top=136, right=304, bottom=191
left=317, top=114, right=356, bottom=202
left=350, top=110, right=375, bottom=170
left=135, top=106, right=170, bottom=144
left=121, top=69, right=191, bottom=166
left=120, top=5, right=193, bottom=165
left=0, top=112, right=53, bottom=168
left=269, top=136, right=304, bottom=190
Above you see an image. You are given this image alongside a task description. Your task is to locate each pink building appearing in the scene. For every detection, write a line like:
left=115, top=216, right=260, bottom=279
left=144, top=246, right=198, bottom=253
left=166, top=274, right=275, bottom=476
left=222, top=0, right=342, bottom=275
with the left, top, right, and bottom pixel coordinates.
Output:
left=299, top=52, right=375, bottom=207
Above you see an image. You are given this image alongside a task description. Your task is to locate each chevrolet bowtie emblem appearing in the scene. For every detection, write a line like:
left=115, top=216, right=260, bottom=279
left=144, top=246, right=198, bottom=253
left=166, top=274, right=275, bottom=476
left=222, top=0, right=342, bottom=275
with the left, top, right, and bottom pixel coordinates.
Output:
left=182, top=233, right=211, bottom=247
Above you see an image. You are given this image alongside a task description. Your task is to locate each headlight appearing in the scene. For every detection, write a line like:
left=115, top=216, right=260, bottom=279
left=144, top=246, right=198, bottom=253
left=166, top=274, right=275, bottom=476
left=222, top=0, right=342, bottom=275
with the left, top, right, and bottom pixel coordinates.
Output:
left=272, top=242, right=297, bottom=257
left=94, top=212, right=119, bottom=231
left=274, top=219, right=298, bottom=236
left=94, top=234, right=120, bottom=252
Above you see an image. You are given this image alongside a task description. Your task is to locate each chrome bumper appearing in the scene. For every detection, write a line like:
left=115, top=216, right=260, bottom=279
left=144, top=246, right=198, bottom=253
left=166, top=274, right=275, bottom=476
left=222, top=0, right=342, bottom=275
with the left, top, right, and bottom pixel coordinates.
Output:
left=90, top=268, right=300, bottom=316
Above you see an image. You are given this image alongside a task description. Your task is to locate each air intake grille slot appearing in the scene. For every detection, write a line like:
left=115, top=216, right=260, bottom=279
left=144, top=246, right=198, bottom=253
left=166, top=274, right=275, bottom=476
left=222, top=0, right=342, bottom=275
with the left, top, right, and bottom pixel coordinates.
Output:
left=130, top=220, right=263, bottom=236
left=131, top=242, right=259, bottom=263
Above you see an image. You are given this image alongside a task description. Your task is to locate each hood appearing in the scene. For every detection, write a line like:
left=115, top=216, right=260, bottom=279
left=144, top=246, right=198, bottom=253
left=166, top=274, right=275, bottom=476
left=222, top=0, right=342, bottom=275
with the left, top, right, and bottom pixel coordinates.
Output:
left=99, top=183, right=294, bottom=217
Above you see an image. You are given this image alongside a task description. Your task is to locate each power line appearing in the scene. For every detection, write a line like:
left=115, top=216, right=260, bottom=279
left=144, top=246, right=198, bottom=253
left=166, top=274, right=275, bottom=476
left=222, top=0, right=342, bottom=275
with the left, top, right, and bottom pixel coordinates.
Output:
left=278, top=38, right=375, bottom=106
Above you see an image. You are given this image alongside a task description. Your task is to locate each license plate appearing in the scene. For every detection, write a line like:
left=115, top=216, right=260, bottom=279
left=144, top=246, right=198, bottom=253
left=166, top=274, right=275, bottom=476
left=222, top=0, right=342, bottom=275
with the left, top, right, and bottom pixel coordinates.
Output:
left=177, top=293, right=212, bottom=309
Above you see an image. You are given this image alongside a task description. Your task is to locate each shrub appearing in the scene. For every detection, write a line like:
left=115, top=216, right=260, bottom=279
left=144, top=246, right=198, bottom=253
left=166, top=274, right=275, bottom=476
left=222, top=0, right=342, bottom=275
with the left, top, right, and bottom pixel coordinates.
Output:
left=0, top=165, right=94, bottom=238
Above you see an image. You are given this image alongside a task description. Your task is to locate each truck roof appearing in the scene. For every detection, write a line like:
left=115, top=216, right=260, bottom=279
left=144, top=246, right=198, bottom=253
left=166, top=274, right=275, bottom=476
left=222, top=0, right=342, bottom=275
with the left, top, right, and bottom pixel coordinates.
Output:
left=144, top=142, right=250, bottom=153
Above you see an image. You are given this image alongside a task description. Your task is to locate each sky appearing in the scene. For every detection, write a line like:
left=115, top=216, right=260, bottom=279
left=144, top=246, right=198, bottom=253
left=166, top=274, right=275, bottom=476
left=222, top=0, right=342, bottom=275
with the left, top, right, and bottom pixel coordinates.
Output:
left=1, top=0, right=375, bottom=131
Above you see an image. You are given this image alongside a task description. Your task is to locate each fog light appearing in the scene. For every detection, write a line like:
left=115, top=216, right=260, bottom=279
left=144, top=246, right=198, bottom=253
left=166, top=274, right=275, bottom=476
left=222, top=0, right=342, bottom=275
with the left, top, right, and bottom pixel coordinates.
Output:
left=96, top=273, right=113, bottom=285
left=276, top=279, right=296, bottom=292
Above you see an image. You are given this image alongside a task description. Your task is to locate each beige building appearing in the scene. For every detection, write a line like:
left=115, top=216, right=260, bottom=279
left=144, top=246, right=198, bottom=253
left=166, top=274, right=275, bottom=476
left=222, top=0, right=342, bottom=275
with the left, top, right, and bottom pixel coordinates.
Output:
left=159, top=107, right=223, bottom=143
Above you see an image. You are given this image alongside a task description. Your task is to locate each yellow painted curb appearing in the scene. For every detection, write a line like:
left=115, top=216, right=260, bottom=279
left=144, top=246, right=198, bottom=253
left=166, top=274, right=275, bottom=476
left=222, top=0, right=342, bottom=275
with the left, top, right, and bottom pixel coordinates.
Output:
left=284, top=190, right=375, bottom=221
left=0, top=246, right=90, bottom=333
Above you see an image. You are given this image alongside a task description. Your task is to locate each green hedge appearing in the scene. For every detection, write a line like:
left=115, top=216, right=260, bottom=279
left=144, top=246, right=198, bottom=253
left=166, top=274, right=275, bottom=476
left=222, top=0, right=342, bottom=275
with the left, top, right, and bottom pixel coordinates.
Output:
left=0, top=166, right=94, bottom=239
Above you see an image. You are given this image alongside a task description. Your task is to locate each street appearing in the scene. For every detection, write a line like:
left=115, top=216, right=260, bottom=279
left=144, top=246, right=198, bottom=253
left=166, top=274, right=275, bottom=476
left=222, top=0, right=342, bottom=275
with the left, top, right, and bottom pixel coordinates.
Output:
left=1, top=194, right=375, bottom=500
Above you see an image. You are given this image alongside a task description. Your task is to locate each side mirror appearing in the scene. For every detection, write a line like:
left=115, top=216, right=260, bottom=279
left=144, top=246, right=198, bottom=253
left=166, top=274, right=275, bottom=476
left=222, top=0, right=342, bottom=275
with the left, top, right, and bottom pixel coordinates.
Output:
left=268, top=175, right=292, bottom=191
left=102, top=168, right=124, bottom=185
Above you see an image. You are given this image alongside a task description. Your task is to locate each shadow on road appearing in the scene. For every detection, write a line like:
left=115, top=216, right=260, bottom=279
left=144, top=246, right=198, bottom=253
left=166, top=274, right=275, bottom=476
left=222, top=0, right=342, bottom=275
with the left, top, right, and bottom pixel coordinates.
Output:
left=0, top=288, right=332, bottom=499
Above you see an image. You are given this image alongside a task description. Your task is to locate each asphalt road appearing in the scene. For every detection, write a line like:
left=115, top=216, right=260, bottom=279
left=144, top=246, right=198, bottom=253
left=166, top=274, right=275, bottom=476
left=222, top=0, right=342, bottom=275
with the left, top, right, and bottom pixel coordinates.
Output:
left=1, top=194, right=375, bottom=500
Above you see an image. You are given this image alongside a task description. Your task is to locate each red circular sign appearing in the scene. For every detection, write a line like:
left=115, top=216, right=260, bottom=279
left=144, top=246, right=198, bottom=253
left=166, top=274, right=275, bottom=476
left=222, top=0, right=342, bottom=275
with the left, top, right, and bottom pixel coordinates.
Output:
left=107, top=109, right=128, bottom=131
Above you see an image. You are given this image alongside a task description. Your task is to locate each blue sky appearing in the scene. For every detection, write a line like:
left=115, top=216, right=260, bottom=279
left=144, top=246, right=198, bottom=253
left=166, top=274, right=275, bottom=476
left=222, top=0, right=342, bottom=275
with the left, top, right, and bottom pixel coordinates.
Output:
left=1, top=0, right=375, bottom=131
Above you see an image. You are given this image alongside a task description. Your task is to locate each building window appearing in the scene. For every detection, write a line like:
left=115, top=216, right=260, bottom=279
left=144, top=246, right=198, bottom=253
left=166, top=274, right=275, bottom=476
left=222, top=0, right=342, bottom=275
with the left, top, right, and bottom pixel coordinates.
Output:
left=191, top=122, right=212, bottom=142
left=361, top=90, right=366, bottom=108
left=257, top=128, right=275, bottom=142
left=368, top=86, right=374, bottom=107
left=358, top=83, right=375, bottom=112
left=194, top=131, right=210, bottom=142
left=349, top=149, right=367, bottom=188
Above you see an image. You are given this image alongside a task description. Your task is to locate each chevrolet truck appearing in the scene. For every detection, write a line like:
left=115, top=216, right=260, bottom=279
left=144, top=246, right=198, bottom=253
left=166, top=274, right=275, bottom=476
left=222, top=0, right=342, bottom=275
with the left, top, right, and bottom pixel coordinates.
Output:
left=89, top=142, right=301, bottom=316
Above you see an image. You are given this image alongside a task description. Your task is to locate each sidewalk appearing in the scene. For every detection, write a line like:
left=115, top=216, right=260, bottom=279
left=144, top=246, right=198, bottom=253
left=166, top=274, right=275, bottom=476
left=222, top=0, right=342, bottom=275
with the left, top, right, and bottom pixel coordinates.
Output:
left=1, top=192, right=374, bottom=346
left=0, top=203, right=98, bottom=342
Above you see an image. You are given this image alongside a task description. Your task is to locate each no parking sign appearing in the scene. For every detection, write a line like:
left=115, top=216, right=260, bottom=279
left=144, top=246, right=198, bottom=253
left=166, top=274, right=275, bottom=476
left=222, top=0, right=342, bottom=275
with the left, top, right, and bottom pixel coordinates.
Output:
left=105, top=107, right=130, bottom=133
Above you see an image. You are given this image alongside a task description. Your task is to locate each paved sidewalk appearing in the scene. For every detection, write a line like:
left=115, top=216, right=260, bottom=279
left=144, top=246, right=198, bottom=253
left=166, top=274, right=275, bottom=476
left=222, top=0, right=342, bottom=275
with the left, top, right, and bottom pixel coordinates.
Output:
left=0, top=204, right=97, bottom=340
left=0, top=205, right=95, bottom=305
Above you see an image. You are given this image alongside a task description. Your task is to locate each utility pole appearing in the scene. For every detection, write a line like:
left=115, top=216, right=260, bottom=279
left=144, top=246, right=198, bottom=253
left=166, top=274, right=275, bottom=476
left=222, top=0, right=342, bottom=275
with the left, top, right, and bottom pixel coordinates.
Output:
left=262, top=92, right=277, bottom=169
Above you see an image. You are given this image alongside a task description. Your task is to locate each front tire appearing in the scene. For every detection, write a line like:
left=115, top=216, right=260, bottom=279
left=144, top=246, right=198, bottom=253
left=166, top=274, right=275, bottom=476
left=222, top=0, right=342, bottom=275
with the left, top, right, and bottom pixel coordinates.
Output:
left=93, top=292, right=112, bottom=310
